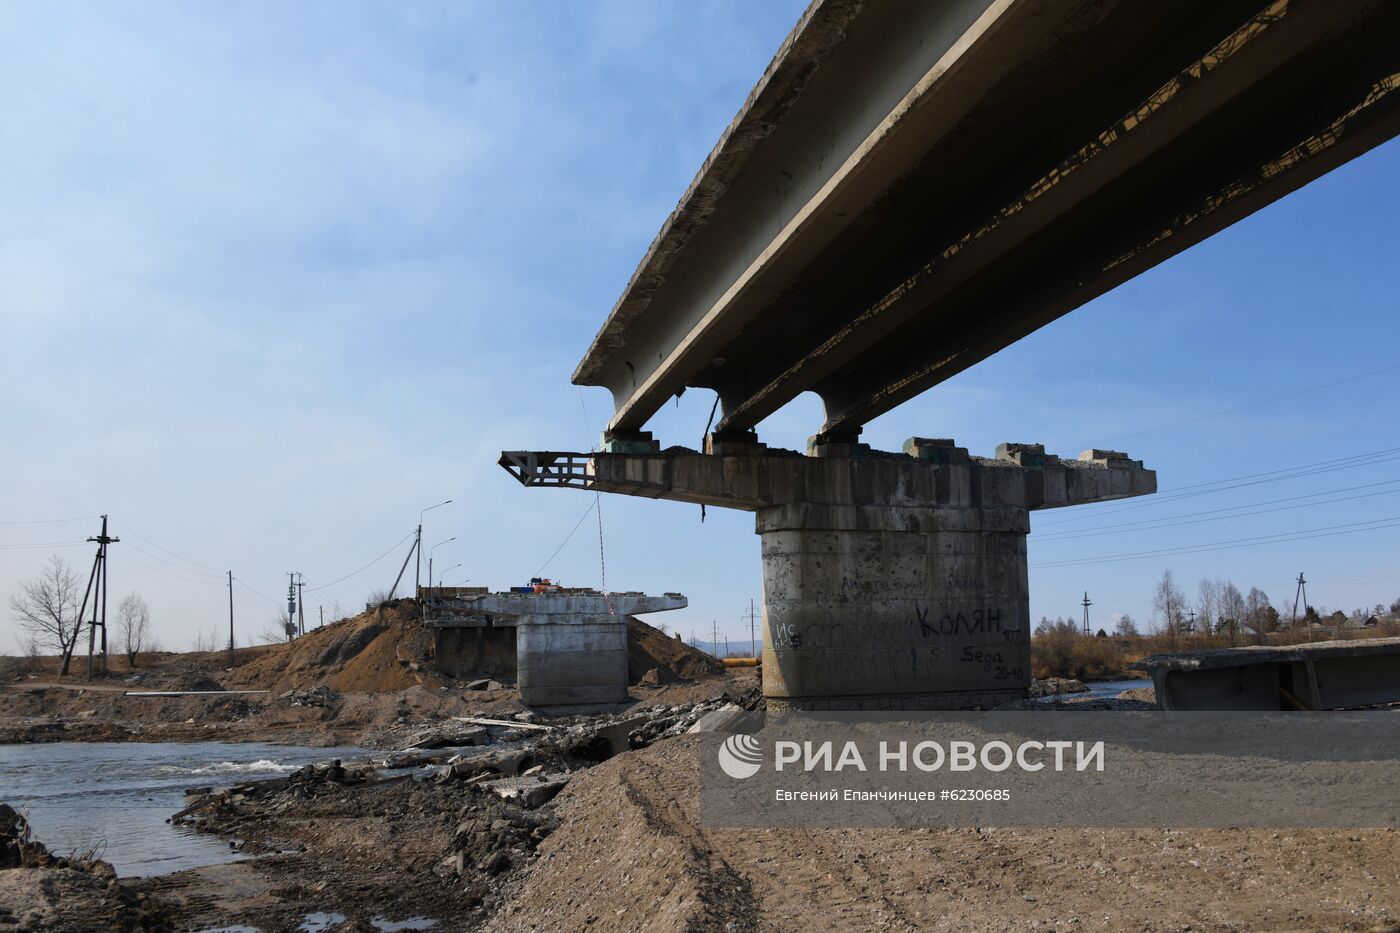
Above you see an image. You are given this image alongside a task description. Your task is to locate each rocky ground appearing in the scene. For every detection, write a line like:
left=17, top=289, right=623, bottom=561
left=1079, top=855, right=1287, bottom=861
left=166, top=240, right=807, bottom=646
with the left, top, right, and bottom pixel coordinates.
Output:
left=3, top=606, right=1398, bottom=932
left=0, top=804, right=171, bottom=932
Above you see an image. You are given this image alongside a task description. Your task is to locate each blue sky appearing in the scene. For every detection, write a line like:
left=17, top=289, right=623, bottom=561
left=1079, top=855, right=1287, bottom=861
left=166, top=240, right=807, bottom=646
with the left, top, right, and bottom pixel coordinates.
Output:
left=3, top=1, right=1398, bottom=652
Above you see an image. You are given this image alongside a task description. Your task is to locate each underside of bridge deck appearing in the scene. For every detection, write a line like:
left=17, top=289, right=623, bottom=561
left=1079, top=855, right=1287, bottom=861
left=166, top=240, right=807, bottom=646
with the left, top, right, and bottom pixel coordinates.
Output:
left=573, top=0, right=1400, bottom=443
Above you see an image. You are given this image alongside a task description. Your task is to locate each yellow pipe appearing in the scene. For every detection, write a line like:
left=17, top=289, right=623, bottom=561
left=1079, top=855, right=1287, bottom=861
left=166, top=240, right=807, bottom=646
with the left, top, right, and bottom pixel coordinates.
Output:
left=723, top=657, right=759, bottom=668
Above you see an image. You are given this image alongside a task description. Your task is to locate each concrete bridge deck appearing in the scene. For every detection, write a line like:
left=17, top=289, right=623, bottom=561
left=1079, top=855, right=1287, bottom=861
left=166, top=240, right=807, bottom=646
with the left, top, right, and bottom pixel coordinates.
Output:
left=574, top=0, right=1400, bottom=443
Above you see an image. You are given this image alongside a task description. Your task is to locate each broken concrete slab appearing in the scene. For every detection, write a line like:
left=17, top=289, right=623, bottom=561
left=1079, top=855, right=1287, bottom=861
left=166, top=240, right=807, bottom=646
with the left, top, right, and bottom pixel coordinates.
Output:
left=404, top=726, right=489, bottom=750
left=478, top=775, right=569, bottom=809
left=686, top=703, right=748, bottom=734
left=1132, top=637, right=1400, bottom=710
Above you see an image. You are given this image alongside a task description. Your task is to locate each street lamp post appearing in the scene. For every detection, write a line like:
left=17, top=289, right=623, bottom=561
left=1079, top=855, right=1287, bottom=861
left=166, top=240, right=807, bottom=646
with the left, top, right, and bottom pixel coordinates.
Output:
left=416, top=500, right=452, bottom=595
left=428, top=536, right=456, bottom=594
left=438, top=563, right=463, bottom=587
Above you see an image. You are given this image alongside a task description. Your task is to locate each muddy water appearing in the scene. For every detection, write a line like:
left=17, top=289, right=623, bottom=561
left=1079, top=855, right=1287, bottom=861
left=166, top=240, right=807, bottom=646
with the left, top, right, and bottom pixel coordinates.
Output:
left=0, top=741, right=365, bottom=876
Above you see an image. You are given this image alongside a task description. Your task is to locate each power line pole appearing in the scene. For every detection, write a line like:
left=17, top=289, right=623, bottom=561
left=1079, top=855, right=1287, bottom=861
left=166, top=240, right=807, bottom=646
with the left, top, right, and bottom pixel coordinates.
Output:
left=387, top=533, right=418, bottom=602
left=286, top=573, right=297, bottom=642
left=227, top=571, right=235, bottom=669
left=743, top=598, right=759, bottom=659
left=1081, top=591, right=1092, bottom=636
left=83, top=515, right=119, bottom=681
left=1292, top=572, right=1309, bottom=639
left=319, top=605, right=324, bottom=630
left=296, top=573, right=306, bottom=636
left=711, top=620, right=719, bottom=658
left=1186, top=609, right=1197, bottom=634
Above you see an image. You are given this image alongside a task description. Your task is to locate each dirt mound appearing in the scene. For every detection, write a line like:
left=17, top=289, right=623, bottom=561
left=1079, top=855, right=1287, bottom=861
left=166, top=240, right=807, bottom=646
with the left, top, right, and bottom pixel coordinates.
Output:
left=225, top=600, right=446, bottom=694
left=627, top=617, right=724, bottom=684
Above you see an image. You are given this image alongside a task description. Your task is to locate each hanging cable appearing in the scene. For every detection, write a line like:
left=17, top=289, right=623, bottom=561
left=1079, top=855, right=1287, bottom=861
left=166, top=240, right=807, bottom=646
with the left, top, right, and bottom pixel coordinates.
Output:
left=307, top=529, right=417, bottom=592
left=1035, top=445, right=1400, bottom=527
left=1030, top=514, right=1400, bottom=569
left=0, top=540, right=89, bottom=549
left=109, top=549, right=225, bottom=586
left=1034, top=477, right=1400, bottom=541
left=534, top=498, right=598, bottom=578
left=111, top=520, right=225, bottom=574
left=0, top=516, right=99, bottom=526
left=1056, top=362, right=1400, bottom=455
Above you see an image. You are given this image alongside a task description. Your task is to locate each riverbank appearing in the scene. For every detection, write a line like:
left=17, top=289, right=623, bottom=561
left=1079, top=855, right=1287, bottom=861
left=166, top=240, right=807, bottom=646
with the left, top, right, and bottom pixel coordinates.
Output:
left=3, top=609, right=1397, bottom=931
left=15, top=702, right=1392, bottom=932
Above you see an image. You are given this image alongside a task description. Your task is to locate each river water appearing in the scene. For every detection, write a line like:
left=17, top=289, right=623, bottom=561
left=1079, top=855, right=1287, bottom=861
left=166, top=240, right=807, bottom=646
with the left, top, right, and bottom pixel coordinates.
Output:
left=1082, top=677, right=1152, bottom=698
left=0, top=741, right=365, bottom=877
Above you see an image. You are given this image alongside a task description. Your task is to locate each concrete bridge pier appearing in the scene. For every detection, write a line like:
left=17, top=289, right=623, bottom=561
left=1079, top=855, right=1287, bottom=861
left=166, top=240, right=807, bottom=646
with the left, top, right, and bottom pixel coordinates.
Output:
left=500, top=437, right=1155, bottom=710
left=757, top=499, right=1031, bottom=710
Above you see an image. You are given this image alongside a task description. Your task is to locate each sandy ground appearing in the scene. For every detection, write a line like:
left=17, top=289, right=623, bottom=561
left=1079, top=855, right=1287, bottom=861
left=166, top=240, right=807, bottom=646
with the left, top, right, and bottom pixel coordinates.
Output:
left=3, top=605, right=1398, bottom=932
left=488, top=735, right=1400, bottom=933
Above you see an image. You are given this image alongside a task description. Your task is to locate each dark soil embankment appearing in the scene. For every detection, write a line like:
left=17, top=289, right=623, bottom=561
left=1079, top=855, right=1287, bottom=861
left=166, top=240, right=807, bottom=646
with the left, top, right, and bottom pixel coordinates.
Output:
left=627, top=617, right=724, bottom=684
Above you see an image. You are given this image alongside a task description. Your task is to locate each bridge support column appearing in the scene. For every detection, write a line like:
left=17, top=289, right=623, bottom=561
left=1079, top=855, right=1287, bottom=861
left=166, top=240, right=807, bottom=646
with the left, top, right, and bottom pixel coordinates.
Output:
left=757, top=502, right=1030, bottom=710
left=501, top=438, right=1155, bottom=710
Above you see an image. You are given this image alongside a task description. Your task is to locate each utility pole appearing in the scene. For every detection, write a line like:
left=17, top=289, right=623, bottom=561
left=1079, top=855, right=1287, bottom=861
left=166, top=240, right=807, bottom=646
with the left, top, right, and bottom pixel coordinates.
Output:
left=319, top=605, right=324, bottom=630
left=743, top=599, right=759, bottom=659
left=1081, top=592, right=1092, bottom=636
left=1186, top=609, right=1197, bottom=634
left=83, top=515, right=119, bottom=681
left=416, top=500, right=452, bottom=597
left=286, top=573, right=297, bottom=642
left=1291, top=572, right=1309, bottom=639
left=711, top=620, right=719, bottom=658
left=387, top=532, right=419, bottom=602
left=227, top=571, right=235, bottom=669
left=296, top=573, right=306, bottom=636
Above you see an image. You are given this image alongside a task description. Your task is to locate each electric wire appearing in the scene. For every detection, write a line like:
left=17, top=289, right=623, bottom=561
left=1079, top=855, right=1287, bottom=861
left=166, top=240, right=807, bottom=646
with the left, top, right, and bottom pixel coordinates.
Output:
left=111, top=520, right=225, bottom=574
left=0, top=516, right=99, bottom=526
left=109, top=549, right=224, bottom=586
left=1033, top=478, right=1400, bottom=541
left=0, top=541, right=89, bottom=549
left=234, top=580, right=282, bottom=609
left=122, top=540, right=227, bottom=581
left=534, top=498, right=598, bottom=578
left=1057, top=361, right=1400, bottom=455
left=1030, top=514, right=1400, bottom=569
left=1034, top=445, right=1400, bottom=528
left=307, top=529, right=417, bottom=592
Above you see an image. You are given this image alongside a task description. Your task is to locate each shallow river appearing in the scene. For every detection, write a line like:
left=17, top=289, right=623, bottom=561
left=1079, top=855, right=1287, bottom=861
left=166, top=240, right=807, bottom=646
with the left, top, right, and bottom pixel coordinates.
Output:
left=0, top=741, right=364, bottom=877
left=1082, top=677, right=1152, bottom=698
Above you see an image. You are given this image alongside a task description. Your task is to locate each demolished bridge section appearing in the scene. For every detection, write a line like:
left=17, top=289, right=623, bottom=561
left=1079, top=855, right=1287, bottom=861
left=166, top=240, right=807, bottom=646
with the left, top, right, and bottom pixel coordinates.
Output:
left=424, top=588, right=687, bottom=707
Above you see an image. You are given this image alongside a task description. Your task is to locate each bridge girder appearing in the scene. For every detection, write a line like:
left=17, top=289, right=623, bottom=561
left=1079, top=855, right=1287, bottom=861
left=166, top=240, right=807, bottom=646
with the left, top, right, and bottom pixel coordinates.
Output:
left=573, top=0, right=1400, bottom=441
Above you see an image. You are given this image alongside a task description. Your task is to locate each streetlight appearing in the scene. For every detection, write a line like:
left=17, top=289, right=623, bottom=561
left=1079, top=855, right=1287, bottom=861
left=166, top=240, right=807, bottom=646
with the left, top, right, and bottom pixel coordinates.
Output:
left=416, top=499, right=452, bottom=593
left=438, top=563, right=463, bottom=587
left=428, top=537, right=456, bottom=594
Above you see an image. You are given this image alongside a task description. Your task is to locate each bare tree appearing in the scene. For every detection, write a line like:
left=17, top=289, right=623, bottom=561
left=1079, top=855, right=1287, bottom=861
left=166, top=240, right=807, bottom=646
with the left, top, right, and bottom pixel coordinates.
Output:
left=1196, top=578, right=1221, bottom=637
left=1244, top=587, right=1275, bottom=643
left=9, top=555, right=85, bottom=675
left=1219, top=581, right=1246, bottom=644
left=259, top=611, right=294, bottom=645
left=1113, top=614, right=1139, bottom=638
left=116, top=593, right=151, bottom=667
left=1153, top=569, right=1186, bottom=648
